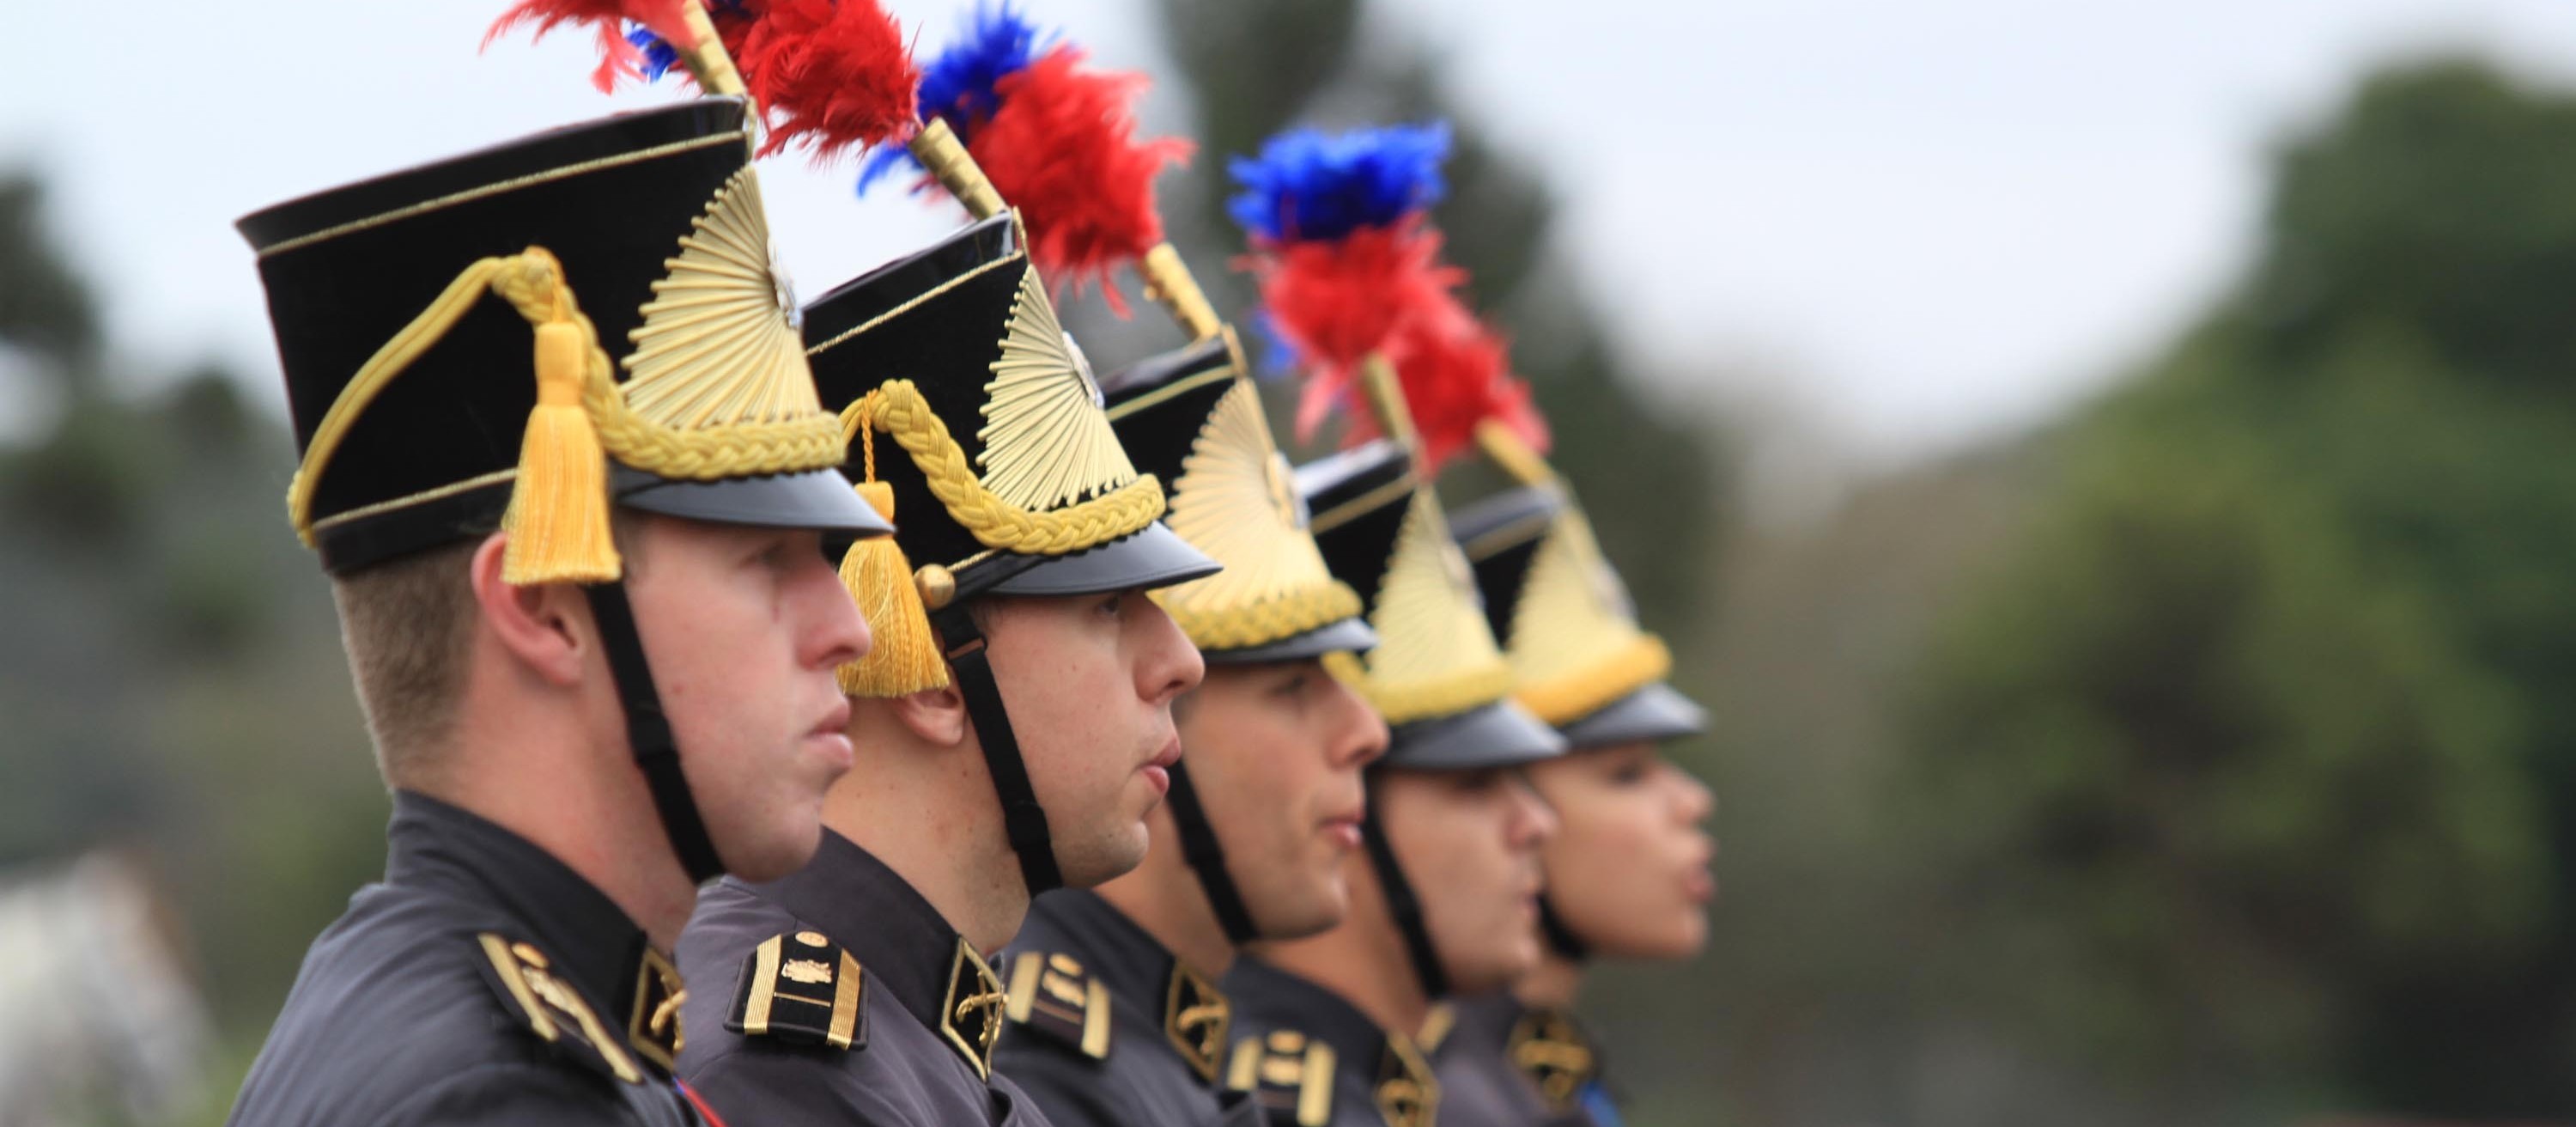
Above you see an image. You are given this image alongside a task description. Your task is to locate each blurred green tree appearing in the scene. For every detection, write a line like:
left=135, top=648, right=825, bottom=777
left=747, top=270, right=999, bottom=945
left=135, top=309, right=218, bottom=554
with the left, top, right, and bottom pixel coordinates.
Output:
left=0, top=169, right=389, bottom=1120
left=1906, top=60, right=2576, bottom=1115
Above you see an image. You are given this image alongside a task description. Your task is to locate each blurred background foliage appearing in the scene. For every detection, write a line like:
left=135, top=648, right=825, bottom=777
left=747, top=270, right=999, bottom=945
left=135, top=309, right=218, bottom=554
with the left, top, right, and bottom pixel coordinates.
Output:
left=5, top=3, right=2576, bottom=1124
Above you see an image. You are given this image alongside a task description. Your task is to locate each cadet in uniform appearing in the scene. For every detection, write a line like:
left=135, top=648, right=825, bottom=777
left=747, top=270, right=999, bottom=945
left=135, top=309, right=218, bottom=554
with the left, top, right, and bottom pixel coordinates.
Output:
left=222, top=90, right=890, bottom=1125
left=990, top=307, right=1394, bottom=1123
left=670, top=145, right=1219, bottom=1120
left=1427, top=428, right=1719, bottom=1127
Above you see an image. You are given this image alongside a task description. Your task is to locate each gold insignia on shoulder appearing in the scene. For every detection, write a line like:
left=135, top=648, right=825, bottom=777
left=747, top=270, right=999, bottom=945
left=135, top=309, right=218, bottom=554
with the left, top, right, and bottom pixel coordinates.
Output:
left=623, top=165, right=820, bottom=431
left=1227, top=1028, right=1336, bottom=1127
left=1414, top=1002, right=1456, bottom=1056
left=977, top=261, right=1139, bottom=511
left=625, top=945, right=686, bottom=1072
left=1506, top=1008, right=1596, bottom=1111
left=475, top=933, right=642, bottom=1084
left=941, top=937, right=1008, bottom=1078
left=1003, top=951, right=1112, bottom=1061
left=1374, top=1033, right=1441, bottom=1127
left=1163, top=962, right=1231, bottom=1083
left=728, top=930, right=865, bottom=1050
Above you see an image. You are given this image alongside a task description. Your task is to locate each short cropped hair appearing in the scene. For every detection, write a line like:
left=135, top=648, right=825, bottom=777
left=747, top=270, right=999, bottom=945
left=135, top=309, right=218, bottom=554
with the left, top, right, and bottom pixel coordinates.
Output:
left=328, top=541, right=477, bottom=785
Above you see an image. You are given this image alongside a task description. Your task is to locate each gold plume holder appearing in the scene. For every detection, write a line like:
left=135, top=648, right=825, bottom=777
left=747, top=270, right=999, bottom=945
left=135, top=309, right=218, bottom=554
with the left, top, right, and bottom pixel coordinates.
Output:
left=675, top=0, right=749, bottom=97
left=1139, top=243, right=1223, bottom=341
left=906, top=115, right=1221, bottom=344
left=1474, top=418, right=1556, bottom=489
left=1358, top=355, right=1418, bottom=452
left=910, top=119, right=1009, bottom=221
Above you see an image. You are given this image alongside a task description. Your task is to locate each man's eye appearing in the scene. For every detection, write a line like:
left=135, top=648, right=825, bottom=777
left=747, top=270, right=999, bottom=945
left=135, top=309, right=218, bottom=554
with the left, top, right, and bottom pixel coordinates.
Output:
left=1099, top=594, right=1125, bottom=617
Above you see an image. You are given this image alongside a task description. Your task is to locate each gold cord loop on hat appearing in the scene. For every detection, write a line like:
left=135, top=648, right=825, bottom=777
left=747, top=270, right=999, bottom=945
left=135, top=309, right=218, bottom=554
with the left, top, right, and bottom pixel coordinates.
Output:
left=284, top=247, right=841, bottom=547
left=841, top=381, right=1165, bottom=557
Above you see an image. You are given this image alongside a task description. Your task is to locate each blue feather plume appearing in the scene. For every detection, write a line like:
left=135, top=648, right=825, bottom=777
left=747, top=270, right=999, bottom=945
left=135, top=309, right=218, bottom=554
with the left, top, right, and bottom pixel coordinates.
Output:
left=623, top=1, right=744, bottom=84
left=1225, top=123, right=1453, bottom=243
left=1246, top=310, right=1302, bottom=381
left=856, top=1, right=1055, bottom=195
left=625, top=22, right=683, bottom=82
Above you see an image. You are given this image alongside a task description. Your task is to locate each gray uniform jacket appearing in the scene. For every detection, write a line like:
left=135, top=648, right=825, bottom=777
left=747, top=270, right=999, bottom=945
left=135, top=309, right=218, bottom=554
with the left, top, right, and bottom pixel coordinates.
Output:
left=224, top=792, right=706, bottom=1127
left=992, top=890, right=1263, bottom=1126
left=1220, top=958, right=1438, bottom=1127
left=1424, top=993, right=1610, bottom=1127
left=672, top=830, right=1054, bottom=1127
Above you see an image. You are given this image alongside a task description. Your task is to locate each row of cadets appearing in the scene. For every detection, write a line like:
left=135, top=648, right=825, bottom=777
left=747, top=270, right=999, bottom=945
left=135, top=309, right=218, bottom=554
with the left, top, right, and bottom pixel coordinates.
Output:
left=1216, top=119, right=1721, bottom=1127
left=1209, top=122, right=1573, bottom=1127
left=583, top=2, right=1232, bottom=1123
left=221, top=3, right=891, bottom=1122
left=886, top=8, right=1406, bottom=1127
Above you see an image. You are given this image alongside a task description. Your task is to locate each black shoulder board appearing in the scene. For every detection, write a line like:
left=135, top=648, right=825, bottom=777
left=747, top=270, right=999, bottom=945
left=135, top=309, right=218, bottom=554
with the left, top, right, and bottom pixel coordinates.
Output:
left=726, top=929, right=866, bottom=1050
left=1224, top=1028, right=1335, bottom=1127
left=473, top=932, right=644, bottom=1084
left=1002, top=949, right=1111, bottom=1060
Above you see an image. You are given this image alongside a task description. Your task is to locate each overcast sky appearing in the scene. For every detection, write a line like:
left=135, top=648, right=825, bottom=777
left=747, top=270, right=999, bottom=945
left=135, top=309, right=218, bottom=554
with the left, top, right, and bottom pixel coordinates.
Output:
left=9, top=0, right=2576, bottom=462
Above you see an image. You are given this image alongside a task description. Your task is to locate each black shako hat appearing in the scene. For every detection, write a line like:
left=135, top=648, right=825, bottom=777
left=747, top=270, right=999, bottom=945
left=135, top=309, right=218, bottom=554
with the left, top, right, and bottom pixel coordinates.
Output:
left=801, top=213, right=1217, bottom=612
left=1449, top=424, right=1707, bottom=751
left=240, top=98, right=887, bottom=576
left=236, top=98, right=888, bottom=886
left=1297, top=438, right=1563, bottom=771
left=1103, top=333, right=1376, bottom=664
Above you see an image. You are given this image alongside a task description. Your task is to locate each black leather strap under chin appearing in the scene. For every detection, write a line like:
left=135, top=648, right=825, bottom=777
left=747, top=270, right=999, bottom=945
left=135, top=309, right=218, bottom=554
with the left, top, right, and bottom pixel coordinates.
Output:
left=584, top=583, right=726, bottom=884
left=932, top=604, right=1065, bottom=895
left=1163, top=758, right=1259, bottom=944
left=1359, top=791, right=1450, bottom=1000
left=1536, top=893, right=1591, bottom=962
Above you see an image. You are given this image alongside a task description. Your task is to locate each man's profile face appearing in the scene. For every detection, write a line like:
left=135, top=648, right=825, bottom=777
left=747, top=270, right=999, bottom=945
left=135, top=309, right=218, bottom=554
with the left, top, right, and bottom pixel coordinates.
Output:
left=620, top=515, right=870, bottom=882
left=1375, top=765, right=1558, bottom=993
left=977, top=588, right=1206, bottom=888
left=1171, top=660, right=1388, bottom=939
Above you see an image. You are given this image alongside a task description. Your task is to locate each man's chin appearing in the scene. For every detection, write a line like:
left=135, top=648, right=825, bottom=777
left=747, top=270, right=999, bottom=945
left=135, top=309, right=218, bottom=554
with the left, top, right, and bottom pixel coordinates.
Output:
left=728, top=824, right=826, bottom=885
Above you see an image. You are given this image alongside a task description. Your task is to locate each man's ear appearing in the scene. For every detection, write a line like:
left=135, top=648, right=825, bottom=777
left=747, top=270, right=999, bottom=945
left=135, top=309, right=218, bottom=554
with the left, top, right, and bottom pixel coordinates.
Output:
left=467, top=532, right=591, bottom=689
left=888, top=680, right=969, bottom=747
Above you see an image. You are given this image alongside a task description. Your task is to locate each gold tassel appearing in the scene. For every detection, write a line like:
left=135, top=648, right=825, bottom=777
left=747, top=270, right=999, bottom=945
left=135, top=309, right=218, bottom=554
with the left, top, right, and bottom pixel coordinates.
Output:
left=501, top=320, right=621, bottom=585
left=836, top=481, right=952, bottom=697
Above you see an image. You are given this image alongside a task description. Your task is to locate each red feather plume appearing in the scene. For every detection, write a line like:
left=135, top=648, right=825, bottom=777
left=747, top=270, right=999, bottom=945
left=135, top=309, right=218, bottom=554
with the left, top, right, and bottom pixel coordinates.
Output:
left=1248, top=216, right=1546, bottom=472
left=964, top=46, right=1192, bottom=311
left=1371, top=298, right=1547, bottom=472
left=720, top=0, right=920, bottom=159
left=485, top=0, right=693, bottom=93
left=1242, top=218, right=1460, bottom=444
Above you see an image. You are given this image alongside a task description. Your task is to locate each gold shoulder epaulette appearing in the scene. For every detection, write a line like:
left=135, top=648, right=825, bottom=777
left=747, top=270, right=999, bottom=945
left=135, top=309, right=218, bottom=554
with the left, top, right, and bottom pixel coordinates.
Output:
left=1002, top=950, right=1111, bottom=1060
left=472, top=932, right=643, bottom=1084
left=1225, top=1028, right=1335, bottom=1127
left=1506, top=1008, right=1595, bottom=1111
left=1163, top=962, right=1231, bottom=1083
left=726, top=930, right=866, bottom=1050
left=1372, top=1034, right=1440, bottom=1127
left=1414, top=1002, right=1456, bottom=1056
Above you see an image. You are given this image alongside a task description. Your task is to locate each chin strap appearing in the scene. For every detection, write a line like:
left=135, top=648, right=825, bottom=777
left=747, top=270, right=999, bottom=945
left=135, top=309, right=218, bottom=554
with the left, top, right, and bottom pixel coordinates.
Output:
left=585, top=583, right=726, bottom=884
left=932, top=602, right=1065, bottom=895
left=1163, top=758, right=1260, bottom=944
left=1358, top=785, right=1450, bottom=1000
left=1535, top=894, right=1591, bottom=962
